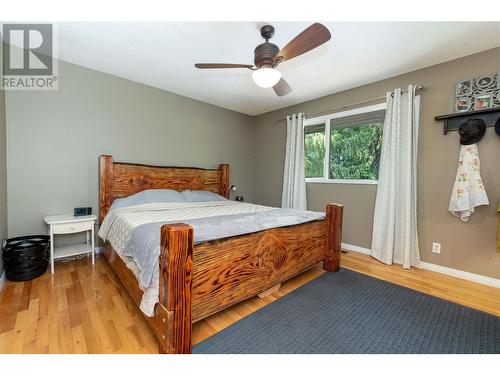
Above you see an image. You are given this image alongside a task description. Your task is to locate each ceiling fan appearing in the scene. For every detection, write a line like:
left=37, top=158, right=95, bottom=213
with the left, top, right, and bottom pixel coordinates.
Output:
left=194, top=23, right=331, bottom=97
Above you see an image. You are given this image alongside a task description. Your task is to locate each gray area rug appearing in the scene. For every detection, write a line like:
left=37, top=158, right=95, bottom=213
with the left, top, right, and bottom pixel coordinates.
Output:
left=193, top=269, right=500, bottom=353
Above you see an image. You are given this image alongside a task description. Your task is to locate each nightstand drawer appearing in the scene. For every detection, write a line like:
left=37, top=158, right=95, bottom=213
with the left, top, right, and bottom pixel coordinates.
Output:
left=52, top=221, right=93, bottom=234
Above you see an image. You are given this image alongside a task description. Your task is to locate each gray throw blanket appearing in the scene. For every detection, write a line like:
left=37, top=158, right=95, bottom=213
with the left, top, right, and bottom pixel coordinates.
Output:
left=122, top=208, right=325, bottom=291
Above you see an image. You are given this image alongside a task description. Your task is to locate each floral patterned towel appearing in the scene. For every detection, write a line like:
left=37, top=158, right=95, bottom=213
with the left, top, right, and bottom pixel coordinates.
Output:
left=449, top=144, right=489, bottom=222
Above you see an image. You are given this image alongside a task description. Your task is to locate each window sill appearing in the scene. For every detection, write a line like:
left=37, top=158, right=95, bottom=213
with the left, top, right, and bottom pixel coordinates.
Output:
left=305, top=178, right=378, bottom=185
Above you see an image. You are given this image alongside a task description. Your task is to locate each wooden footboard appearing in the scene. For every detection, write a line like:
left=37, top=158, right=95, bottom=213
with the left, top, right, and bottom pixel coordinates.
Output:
left=157, top=203, right=343, bottom=354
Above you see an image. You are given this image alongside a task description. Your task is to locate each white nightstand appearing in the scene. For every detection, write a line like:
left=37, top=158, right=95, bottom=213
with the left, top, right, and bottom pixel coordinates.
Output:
left=43, top=214, right=97, bottom=273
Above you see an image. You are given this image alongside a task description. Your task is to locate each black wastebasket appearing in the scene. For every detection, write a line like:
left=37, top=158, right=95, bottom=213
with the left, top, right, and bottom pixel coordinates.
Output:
left=2, top=235, right=50, bottom=281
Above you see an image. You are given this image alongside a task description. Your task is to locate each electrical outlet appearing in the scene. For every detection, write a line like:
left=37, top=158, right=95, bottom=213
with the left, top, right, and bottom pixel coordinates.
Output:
left=432, top=242, right=441, bottom=254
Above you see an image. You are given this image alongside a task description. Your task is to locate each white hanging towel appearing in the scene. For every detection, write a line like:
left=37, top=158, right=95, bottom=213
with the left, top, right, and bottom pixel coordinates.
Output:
left=448, top=144, right=489, bottom=222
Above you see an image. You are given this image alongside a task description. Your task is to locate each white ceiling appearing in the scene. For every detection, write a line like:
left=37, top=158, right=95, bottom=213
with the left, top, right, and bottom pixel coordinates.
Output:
left=56, top=22, right=500, bottom=116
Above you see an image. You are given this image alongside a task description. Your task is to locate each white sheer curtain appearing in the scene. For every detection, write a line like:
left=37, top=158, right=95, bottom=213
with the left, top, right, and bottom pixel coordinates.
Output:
left=281, top=113, right=307, bottom=210
left=371, top=85, right=421, bottom=269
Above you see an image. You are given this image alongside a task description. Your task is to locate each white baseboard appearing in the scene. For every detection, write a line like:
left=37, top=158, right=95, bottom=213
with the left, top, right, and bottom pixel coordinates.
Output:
left=420, top=261, right=500, bottom=289
left=342, top=242, right=500, bottom=289
left=0, top=271, right=5, bottom=294
left=341, top=242, right=371, bottom=255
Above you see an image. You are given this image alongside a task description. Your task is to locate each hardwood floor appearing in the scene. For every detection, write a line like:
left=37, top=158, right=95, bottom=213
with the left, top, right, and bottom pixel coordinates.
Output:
left=1, top=251, right=499, bottom=353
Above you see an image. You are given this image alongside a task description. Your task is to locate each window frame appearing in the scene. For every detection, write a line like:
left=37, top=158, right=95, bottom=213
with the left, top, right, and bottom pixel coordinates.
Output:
left=304, top=102, right=387, bottom=185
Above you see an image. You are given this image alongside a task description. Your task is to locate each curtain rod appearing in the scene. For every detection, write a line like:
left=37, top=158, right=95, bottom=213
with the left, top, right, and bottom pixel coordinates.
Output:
left=276, top=85, right=425, bottom=123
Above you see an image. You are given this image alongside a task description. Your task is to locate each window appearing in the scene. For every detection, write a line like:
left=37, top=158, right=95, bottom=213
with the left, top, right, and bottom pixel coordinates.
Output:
left=304, top=103, right=386, bottom=184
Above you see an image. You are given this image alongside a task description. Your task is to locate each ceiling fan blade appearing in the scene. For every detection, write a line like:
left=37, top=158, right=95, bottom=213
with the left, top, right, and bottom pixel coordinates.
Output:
left=275, top=23, right=331, bottom=63
left=273, top=77, right=292, bottom=97
left=195, top=63, right=254, bottom=69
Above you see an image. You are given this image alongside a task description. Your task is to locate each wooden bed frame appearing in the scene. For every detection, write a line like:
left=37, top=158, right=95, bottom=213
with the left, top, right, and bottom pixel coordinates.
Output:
left=99, top=154, right=343, bottom=354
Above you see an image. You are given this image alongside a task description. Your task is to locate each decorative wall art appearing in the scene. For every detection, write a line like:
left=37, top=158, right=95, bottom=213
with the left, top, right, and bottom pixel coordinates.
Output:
left=455, top=73, right=500, bottom=112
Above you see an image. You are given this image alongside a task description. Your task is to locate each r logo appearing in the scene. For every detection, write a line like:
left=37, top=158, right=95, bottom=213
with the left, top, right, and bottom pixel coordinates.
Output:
left=2, top=24, right=53, bottom=76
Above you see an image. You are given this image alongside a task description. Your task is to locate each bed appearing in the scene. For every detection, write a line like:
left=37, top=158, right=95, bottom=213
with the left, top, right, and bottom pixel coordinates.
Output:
left=98, top=154, right=344, bottom=354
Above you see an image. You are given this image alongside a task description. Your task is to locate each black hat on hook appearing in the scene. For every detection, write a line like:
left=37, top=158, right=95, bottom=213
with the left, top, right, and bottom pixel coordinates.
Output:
left=458, top=118, right=486, bottom=145
left=495, top=116, right=500, bottom=136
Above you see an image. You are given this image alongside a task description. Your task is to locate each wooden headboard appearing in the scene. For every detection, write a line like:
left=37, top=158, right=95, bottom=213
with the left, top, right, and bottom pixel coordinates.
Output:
left=99, top=155, right=229, bottom=223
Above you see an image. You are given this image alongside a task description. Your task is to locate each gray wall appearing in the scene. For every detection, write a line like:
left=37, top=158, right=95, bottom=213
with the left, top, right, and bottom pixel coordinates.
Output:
left=3, top=48, right=500, bottom=281
left=5, top=60, right=254, bottom=237
left=253, top=47, right=500, bottom=279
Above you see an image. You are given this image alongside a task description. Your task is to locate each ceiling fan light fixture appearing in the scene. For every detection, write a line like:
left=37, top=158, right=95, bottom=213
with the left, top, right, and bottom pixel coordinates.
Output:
left=195, top=23, right=332, bottom=97
left=252, top=67, right=282, bottom=88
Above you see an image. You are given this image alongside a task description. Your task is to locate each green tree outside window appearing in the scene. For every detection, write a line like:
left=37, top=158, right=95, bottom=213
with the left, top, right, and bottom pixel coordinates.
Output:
left=329, top=122, right=383, bottom=180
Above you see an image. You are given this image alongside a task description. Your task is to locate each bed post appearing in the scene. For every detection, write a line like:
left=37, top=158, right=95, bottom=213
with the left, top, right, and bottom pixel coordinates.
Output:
left=158, top=223, right=194, bottom=354
left=99, top=155, right=114, bottom=223
left=324, top=203, right=343, bottom=272
left=219, top=164, right=229, bottom=199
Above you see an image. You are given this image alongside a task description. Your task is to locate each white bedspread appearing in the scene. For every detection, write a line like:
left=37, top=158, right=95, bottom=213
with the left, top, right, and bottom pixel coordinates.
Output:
left=99, top=201, right=274, bottom=254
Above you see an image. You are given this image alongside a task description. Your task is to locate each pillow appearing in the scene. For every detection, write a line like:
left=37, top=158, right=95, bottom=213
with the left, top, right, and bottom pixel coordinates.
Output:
left=142, top=189, right=186, bottom=203
left=110, top=189, right=185, bottom=210
left=180, top=190, right=228, bottom=202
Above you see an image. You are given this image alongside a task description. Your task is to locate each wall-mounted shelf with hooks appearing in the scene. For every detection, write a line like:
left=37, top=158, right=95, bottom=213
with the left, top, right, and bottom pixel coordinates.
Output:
left=435, top=107, right=500, bottom=135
